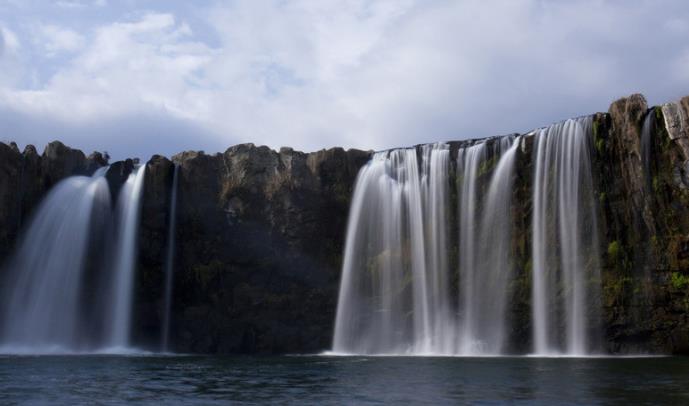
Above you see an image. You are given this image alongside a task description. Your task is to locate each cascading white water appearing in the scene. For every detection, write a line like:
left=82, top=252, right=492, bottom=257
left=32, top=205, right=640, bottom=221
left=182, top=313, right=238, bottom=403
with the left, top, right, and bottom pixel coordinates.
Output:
left=398, top=149, right=432, bottom=352
left=458, top=137, right=520, bottom=354
left=531, top=117, right=600, bottom=355
left=420, top=143, right=454, bottom=354
left=333, top=140, right=521, bottom=355
left=334, top=116, right=601, bottom=356
left=457, top=142, right=486, bottom=354
left=333, top=148, right=429, bottom=354
left=0, top=172, right=111, bottom=353
left=161, top=164, right=179, bottom=352
left=107, top=165, right=147, bottom=349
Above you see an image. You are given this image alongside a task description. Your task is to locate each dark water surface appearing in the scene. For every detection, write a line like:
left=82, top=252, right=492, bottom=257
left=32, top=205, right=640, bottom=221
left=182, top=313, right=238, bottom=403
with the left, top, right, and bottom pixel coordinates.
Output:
left=0, top=355, right=687, bottom=404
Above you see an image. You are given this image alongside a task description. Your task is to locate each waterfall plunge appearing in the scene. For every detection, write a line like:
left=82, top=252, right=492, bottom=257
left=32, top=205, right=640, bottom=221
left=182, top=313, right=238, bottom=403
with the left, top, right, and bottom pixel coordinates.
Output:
left=334, top=117, right=601, bottom=356
left=161, top=164, right=179, bottom=352
left=0, top=173, right=111, bottom=353
left=333, top=148, right=431, bottom=354
left=0, top=163, right=149, bottom=354
left=421, top=144, right=453, bottom=354
left=458, top=137, right=519, bottom=354
left=107, top=165, right=147, bottom=349
left=531, top=117, right=600, bottom=355
left=333, top=139, right=521, bottom=355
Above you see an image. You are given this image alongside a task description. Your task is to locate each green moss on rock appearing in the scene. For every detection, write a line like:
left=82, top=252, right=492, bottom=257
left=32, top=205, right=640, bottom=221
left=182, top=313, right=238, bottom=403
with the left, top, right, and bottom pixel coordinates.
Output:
left=671, top=272, right=689, bottom=290
left=607, top=240, right=620, bottom=261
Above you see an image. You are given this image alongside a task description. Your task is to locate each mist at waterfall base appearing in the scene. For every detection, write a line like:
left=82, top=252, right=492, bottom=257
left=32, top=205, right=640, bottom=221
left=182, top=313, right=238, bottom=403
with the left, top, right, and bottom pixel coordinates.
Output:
left=0, top=165, right=151, bottom=354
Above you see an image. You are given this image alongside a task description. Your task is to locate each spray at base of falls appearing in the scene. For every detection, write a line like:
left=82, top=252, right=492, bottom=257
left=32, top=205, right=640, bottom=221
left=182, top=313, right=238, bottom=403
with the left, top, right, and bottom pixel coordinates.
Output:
left=334, top=117, right=602, bottom=356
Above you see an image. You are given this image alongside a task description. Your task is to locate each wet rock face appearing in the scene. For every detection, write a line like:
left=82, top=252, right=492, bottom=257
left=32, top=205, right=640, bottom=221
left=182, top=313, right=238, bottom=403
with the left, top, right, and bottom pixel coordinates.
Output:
left=597, top=95, right=689, bottom=354
left=0, top=143, right=23, bottom=262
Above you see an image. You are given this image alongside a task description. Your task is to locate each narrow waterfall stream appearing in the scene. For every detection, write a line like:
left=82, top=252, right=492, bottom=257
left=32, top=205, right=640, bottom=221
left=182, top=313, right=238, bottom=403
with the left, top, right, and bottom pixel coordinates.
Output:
left=0, top=171, right=111, bottom=353
left=531, top=117, right=600, bottom=355
left=459, top=137, right=520, bottom=354
left=420, top=143, right=453, bottom=354
left=334, top=117, right=601, bottom=356
left=457, top=141, right=487, bottom=353
left=161, top=164, right=179, bottom=352
left=107, top=165, right=147, bottom=350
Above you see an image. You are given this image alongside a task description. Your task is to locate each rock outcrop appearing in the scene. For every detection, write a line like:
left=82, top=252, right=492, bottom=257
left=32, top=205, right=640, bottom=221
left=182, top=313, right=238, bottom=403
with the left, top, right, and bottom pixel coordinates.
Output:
left=596, top=95, right=689, bottom=354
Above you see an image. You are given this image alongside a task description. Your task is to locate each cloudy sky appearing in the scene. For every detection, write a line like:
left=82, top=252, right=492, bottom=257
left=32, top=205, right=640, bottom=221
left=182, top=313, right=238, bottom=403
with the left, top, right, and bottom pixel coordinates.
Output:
left=0, top=0, right=688, bottom=161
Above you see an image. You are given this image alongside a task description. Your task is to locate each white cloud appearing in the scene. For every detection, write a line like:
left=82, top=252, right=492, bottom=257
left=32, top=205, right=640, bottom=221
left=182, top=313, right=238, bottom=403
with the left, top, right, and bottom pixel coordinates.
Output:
left=37, top=24, right=85, bottom=55
left=2, top=12, right=212, bottom=123
left=0, top=25, right=22, bottom=87
left=0, top=0, right=688, bottom=160
left=0, top=26, right=20, bottom=51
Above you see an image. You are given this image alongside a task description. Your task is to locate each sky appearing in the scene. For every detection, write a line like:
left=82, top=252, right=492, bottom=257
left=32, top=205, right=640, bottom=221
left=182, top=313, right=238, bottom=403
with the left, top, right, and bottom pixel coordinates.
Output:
left=0, top=0, right=688, bottom=161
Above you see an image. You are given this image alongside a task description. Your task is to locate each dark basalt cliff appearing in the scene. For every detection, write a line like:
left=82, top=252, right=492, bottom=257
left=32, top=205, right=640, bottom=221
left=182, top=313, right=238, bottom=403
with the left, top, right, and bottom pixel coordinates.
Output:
left=1, top=94, right=689, bottom=354
left=134, top=146, right=370, bottom=353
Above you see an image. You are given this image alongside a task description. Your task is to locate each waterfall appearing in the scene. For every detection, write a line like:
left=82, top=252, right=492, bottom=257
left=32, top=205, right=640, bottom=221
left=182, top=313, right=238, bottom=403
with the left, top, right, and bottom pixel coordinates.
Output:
left=531, top=117, right=600, bottom=355
left=334, top=116, right=601, bottom=356
left=161, top=164, right=179, bottom=352
left=0, top=161, right=155, bottom=354
left=333, top=140, right=521, bottom=355
left=107, top=165, right=147, bottom=349
left=333, top=148, right=426, bottom=354
left=0, top=171, right=111, bottom=353
left=458, top=137, right=519, bottom=354
left=421, top=144, right=453, bottom=354
left=457, top=142, right=486, bottom=354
